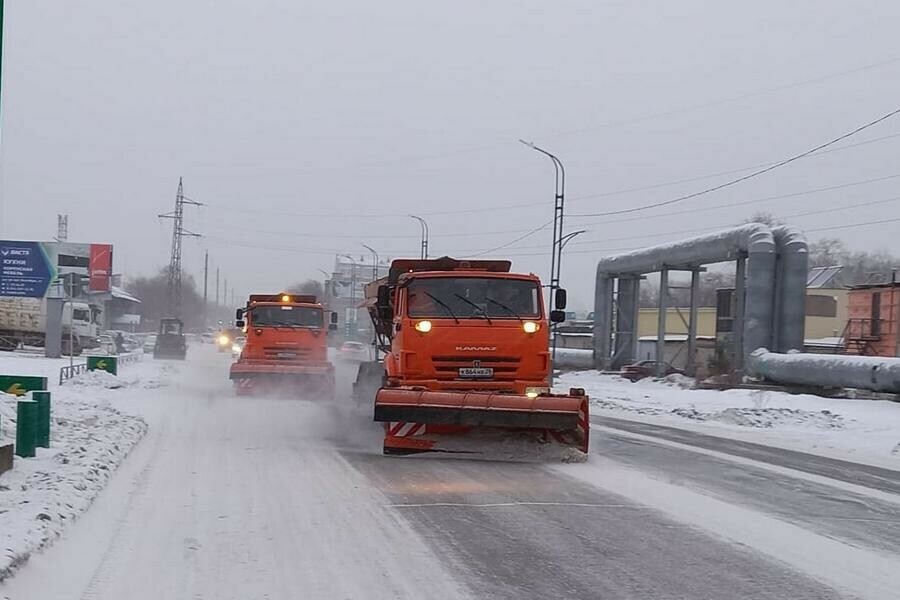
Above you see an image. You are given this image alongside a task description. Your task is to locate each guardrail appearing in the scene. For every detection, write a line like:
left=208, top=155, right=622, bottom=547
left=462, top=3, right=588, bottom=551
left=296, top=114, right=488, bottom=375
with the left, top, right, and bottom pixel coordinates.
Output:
left=58, top=351, right=144, bottom=385
left=59, top=362, right=88, bottom=385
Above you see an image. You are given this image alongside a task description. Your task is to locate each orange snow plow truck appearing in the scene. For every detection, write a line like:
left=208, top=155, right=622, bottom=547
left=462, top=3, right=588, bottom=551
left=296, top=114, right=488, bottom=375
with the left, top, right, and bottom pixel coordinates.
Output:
left=354, top=257, right=589, bottom=457
left=229, top=294, right=337, bottom=398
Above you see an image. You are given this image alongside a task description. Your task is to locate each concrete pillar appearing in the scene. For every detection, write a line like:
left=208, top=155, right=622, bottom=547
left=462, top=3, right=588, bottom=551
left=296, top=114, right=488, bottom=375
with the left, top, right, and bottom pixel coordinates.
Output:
left=686, top=269, right=700, bottom=376
left=593, top=275, right=614, bottom=369
left=612, top=277, right=639, bottom=369
left=734, top=257, right=747, bottom=371
left=656, top=268, right=668, bottom=376
left=45, top=297, right=64, bottom=359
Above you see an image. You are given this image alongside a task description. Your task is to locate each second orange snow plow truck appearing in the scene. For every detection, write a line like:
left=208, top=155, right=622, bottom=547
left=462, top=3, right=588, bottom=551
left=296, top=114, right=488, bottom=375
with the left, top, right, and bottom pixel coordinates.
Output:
left=354, top=257, right=589, bottom=457
left=229, top=294, right=337, bottom=398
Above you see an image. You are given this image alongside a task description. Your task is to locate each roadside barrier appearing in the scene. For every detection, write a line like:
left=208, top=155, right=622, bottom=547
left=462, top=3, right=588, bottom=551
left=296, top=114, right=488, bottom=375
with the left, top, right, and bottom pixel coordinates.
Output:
left=15, top=399, right=37, bottom=458
left=33, top=391, right=51, bottom=448
left=60, top=351, right=142, bottom=385
left=0, top=375, right=48, bottom=396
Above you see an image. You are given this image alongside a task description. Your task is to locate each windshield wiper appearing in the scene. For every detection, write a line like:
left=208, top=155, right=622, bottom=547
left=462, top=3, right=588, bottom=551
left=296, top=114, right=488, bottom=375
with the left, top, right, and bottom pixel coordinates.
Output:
left=453, top=294, right=492, bottom=324
left=486, top=297, right=521, bottom=321
left=424, top=292, right=460, bottom=324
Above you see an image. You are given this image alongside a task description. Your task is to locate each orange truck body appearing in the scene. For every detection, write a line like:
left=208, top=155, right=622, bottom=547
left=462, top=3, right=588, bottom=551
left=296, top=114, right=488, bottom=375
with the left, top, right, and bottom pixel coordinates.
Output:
left=229, top=294, right=334, bottom=398
left=358, top=257, right=589, bottom=456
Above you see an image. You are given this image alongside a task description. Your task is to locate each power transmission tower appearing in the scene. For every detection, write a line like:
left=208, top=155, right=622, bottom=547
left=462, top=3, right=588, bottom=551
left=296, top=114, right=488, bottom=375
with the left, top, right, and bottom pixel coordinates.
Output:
left=158, top=178, right=201, bottom=318
left=55, top=214, right=68, bottom=242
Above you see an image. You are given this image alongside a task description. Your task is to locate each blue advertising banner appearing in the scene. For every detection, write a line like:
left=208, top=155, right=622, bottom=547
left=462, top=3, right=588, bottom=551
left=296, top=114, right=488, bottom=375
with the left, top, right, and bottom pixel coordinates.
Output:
left=0, top=241, right=53, bottom=297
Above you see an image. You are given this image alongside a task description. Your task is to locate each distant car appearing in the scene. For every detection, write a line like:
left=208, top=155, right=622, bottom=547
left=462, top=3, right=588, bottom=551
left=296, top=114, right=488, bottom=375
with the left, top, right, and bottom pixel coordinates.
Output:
left=337, top=341, right=369, bottom=362
left=621, top=360, right=683, bottom=382
left=231, top=336, right=246, bottom=358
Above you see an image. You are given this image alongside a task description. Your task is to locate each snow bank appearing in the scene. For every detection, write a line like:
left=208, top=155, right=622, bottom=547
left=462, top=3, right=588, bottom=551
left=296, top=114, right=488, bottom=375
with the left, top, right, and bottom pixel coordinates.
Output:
left=558, top=370, right=900, bottom=467
left=0, top=359, right=155, bottom=580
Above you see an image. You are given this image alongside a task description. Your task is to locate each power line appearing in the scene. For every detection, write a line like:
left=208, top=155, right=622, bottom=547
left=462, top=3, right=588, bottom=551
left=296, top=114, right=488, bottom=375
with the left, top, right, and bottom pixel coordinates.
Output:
left=806, top=216, right=900, bottom=234
left=481, top=194, right=900, bottom=255
left=567, top=131, right=900, bottom=202
left=570, top=105, right=900, bottom=218
left=541, top=55, right=900, bottom=140
left=570, top=172, right=900, bottom=225
left=462, top=220, right=554, bottom=258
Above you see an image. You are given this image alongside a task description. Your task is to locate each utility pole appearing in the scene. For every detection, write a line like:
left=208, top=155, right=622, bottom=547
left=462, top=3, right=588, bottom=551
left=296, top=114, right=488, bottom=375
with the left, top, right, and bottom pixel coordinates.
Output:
left=216, top=267, right=220, bottom=306
left=203, top=251, right=209, bottom=326
left=55, top=215, right=68, bottom=242
left=223, top=278, right=228, bottom=308
left=158, top=178, right=202, bottom=318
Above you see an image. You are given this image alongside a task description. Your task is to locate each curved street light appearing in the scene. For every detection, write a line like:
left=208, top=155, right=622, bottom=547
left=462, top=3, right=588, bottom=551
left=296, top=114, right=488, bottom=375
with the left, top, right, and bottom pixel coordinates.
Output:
left=519, top=139, right=566, bottom=382
left=559, top=230, right=586, bottom=252
left=362, top=243, right=379, bottom=280
left=409, top=215, right=429, bottom=259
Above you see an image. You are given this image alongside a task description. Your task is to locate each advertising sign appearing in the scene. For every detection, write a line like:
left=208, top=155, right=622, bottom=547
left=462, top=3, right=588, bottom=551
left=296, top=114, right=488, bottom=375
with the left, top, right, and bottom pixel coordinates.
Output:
left=89, top=244, right=113, bottom=292
left=0, top=242, right=53, bottom=297
left=0, top=241, right=114, bottom=299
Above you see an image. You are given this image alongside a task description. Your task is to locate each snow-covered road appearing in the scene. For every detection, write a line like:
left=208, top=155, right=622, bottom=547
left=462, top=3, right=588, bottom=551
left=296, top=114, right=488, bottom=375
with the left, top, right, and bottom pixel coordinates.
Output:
left=3, top=348, right=900, bottom=599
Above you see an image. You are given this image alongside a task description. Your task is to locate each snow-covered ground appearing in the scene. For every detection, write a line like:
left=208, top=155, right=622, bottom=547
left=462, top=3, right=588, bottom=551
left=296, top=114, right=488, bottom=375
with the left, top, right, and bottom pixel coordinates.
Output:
left=0, top=353, right=163, bottom=580
left=558, top=371, right=900, bottom=468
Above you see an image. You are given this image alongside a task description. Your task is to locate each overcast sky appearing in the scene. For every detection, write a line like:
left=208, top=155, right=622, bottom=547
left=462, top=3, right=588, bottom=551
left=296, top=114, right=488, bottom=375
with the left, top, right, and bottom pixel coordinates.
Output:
left=2, top=0, right=899, bottom=310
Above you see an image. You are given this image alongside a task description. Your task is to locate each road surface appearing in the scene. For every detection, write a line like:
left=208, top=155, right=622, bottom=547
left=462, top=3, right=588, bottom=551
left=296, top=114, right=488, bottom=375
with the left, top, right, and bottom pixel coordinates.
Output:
left=2, top=348, right=899, bottom=599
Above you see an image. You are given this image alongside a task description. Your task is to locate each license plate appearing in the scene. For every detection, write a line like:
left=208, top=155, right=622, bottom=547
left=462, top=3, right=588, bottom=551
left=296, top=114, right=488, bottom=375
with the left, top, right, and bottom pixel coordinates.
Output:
left=459, top=367, right=493, bottom=378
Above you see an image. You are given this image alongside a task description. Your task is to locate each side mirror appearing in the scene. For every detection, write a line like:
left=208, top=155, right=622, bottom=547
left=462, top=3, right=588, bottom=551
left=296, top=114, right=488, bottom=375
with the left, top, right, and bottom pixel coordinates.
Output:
left=235, top=319, right=245, bottom=328
left=555, top=288, right=567, bottom=311
left=235, top=308, right=243, bottom=320
left=550, top=310, right=566, bottom=323
left=377, top=285, right=390, bottom=307
left=330, top=312, right=338, bottom=324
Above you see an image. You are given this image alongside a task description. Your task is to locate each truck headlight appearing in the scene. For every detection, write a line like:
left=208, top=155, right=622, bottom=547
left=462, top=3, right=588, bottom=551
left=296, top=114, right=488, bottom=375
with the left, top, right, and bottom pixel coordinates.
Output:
left=217, top=335, right=230, bottom=345
left=414, top=320, right=432, bottom=333
left=525, top=386, right=549, bottom=399
left=523, top=321, right=540, bottom=334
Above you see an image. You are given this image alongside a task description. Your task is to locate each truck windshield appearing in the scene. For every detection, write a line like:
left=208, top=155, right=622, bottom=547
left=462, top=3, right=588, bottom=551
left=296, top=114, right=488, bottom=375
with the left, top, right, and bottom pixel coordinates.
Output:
left=250, top=305, right=323, bottom=328
left=407, top=277, right=540, bottom=319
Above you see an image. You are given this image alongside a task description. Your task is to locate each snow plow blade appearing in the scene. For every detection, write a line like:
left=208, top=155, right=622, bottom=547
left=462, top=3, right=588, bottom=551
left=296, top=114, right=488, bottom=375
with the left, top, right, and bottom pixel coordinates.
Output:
left=229, top=361, right=335, bottom=398
left=374, top=388, right=589, bottom=457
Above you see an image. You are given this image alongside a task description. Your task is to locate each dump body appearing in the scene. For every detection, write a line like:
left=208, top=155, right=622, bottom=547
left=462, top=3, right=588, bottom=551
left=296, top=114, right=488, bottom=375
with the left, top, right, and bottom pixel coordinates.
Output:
left=0, top=297, right=98, bottom=354
left=356, top=257, right=589, bottom=457
left=229, top=294, right=335, bottom=398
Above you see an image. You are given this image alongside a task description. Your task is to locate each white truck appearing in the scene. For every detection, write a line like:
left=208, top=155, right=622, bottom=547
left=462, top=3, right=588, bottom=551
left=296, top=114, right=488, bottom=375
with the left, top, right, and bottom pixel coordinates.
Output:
left=0, top=297, right=99, bottom=355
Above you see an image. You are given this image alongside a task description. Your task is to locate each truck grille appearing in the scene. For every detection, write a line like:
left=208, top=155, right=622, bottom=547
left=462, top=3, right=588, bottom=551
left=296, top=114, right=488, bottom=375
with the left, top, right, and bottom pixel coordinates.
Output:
left=262, top=346, right=311, bottom=360
left=431, top=355, right=521, bottom=381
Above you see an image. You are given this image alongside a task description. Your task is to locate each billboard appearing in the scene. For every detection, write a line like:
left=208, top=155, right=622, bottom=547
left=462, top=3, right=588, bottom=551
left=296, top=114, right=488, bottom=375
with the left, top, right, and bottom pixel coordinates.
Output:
left=0, top=241, right=114, bottom=298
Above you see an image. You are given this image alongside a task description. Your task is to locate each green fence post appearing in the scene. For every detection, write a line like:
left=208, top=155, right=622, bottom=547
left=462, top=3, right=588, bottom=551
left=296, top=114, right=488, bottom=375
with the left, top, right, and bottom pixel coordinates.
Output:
left=32, top=391, right=51, bottom=448
left=87, top=356, right=118, bottom=375
left=15, top=400, right=37, bottom=458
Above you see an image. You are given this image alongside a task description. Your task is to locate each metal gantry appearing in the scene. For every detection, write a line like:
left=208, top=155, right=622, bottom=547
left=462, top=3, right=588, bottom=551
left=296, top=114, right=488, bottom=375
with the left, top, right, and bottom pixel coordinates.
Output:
left=158, top=178, right=202, bottom=318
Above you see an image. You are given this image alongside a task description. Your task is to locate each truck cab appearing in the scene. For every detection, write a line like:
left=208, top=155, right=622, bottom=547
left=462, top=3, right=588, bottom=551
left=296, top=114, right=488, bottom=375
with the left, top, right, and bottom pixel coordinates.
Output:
left=388, top=270, right=555, bottom=395
left=230, top=294, right=337, bottom=397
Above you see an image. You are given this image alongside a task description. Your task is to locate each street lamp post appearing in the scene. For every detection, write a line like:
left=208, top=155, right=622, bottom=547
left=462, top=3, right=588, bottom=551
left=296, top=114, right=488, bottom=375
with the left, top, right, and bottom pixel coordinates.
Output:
left=341, top=254, right=358, bottom=338
left=519, top=140, right=567, bottom=383
left=362, top=244, right=379, bottom=280
left=409, top=215, right=429, bottom=259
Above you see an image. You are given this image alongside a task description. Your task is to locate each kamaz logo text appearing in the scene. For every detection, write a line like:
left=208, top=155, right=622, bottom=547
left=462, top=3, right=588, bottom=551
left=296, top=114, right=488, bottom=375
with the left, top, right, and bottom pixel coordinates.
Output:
left=455, top=346, right=496, bottom=351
